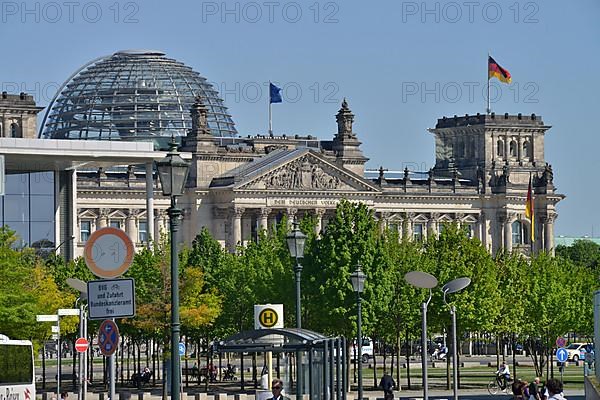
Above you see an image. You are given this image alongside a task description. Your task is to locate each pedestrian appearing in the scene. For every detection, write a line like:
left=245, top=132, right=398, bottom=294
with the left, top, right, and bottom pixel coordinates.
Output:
left=379, top=373, right=396, bottom=400
left=268, top=378, right=291, bottom=400
left=60, top=392, right=68, bottom=400
left=529, top=377, right=542, bottom=400
left=546, top=378, right=566, bottom=400
left=496, top=361, right=511, bottom=390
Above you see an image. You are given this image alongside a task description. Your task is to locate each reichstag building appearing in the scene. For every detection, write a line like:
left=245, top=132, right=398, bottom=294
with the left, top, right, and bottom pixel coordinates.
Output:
left=0, top=50, right=563, bottom=257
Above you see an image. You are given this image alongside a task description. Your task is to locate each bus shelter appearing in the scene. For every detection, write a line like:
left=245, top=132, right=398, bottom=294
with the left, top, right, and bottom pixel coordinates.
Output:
left=215, top=328, right=347, bottom=400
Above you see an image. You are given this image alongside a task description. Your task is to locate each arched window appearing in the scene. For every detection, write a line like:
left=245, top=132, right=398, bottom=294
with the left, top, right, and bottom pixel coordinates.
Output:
left=511, top=220, right=530, bottom=245
left=10, top=123, right=19, bottom=138
left=497, top=139, right=504, bottom=157
left=523, top=140, right=531, bottom=158
left=512, top=221, right=522, bottom=245
left=510, top=140, right=517, bottom=157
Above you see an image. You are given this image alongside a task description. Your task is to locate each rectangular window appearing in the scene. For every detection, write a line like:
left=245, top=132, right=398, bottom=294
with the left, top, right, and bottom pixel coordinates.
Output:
left=109, top=220, right=121, bottom=229
left=438, top=223, right=446, bottom=235
left=80, top=220, right=91, bottom=242
left=138, top=220, right=148, bottom=243
left=413, top=223, right=424, bottom=241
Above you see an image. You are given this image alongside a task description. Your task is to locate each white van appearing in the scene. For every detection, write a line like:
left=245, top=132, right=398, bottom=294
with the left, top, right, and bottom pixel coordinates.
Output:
left=351, top=338, right=374, bottom=363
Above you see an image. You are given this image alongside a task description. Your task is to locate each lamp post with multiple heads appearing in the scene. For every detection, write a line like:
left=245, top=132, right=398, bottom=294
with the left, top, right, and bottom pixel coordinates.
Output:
left=350, top=263, right=367, bottom=400
left=442, top=277, right=471, bottom=400
left=156, top=139, right=190, bottom=400
left=404, top=271, right=438, bottom=400
left=286, top=221, right=306, bottom=400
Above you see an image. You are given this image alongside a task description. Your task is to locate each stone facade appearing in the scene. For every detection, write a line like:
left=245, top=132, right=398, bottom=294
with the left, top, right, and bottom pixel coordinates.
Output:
left=0, top=92, right=564, bottom=257
left=0, top=91, right=43, bottom=139
left=74, top=100, right=563, bottom=257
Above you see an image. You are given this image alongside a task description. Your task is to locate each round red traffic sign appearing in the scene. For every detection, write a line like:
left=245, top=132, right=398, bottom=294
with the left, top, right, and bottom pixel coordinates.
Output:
left=75, top=337, right=89, bottom=353
left=556, top=336, right=567, bottom=348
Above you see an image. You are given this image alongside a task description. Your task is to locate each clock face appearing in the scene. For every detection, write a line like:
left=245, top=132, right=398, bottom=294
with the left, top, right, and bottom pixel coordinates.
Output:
left=85, top=227, right=134, bottom=278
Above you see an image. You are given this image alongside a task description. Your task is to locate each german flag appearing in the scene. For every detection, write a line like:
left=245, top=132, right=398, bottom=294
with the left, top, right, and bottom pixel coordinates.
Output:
left=525, top=175, right=534, bottom=242
left=488, top=56, right=512, bottom=84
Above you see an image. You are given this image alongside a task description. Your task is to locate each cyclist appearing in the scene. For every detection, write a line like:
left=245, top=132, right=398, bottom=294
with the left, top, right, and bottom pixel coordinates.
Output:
left=496, top=361, right=511, bottom=390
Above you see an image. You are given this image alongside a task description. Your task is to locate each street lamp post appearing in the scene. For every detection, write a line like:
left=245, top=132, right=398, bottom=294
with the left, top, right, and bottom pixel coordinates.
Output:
left=405, top=271, right=438, bottom=400
left=350, top=263, right=366, bottom=400
left=66, top=278, right=89, bottom=400
left=286, top=222, right=306, bottom=329
left=157, top=140, right=190, bottom=400
left=286, top=222, right=306, bottom=400
left=442, top=277, right=471, bottom=400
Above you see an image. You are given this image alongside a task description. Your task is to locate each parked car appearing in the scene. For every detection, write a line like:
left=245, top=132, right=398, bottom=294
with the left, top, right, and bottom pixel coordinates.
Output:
left=565, top=343, right=590, bottom=361
left=350, top=338, right=374, bottom=363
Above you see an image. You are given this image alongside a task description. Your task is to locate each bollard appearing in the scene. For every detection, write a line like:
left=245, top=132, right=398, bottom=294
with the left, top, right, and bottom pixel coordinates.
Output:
left=215, top=394, right=228, bottom=400
left=99, top=393, right=106, bottom=400
left=234, top=395, right=248, bottom=400
left=118, top=392, right=131, bottom=400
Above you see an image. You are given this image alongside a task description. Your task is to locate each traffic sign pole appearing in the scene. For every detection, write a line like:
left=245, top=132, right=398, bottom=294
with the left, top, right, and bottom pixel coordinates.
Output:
left=109, top=319, right=116, bottom=400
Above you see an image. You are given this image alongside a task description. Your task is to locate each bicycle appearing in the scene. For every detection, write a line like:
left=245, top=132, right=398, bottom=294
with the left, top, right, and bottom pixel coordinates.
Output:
left=488, top=376, right=511, bottom=395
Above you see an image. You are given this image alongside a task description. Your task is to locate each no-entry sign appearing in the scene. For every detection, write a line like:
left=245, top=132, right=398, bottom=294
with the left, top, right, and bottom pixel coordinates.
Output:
left=75, top=337, right=89, bottom=353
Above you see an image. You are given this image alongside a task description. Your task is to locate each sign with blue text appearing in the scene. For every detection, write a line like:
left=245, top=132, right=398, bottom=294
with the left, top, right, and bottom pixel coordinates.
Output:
left=179, top=342, right=185, bottom=357
left=88, top=278, right=135, bottom=319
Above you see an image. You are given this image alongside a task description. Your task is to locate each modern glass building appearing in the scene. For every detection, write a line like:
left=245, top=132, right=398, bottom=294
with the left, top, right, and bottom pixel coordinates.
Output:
left=40, top=50, right=237, bottom=150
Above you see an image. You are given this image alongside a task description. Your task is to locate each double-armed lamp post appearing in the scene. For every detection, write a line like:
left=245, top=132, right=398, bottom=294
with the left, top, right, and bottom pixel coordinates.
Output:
left=156, top=140, right=190, bottom=400
left=442, top=277, right=471, bottom=400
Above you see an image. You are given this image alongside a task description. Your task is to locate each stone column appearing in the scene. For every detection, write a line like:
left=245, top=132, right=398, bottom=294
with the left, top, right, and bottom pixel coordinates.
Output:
left=145, top=162, right=155, bottom=247
left=427, top=213, right=439, bottom=238
left=504, top=134, right=510, bottom=160
left=315, top=208, right=325, bottom=235
left=97, top=208, right=109, bottom=229
left=503, top=215, right=513, bottom=252
left=379, top=212, right=389, bottom=234
left=126, top=209, right=138, bottom=243
left=477, top=212, right=486, bottom=245
left=544, top=214, right=556, bottom=255
left=232, top=207, right=244, bottom=249
left=397, top=217, right=404, bottom=239
left=286, top=208, right=297, bottom=228
left=517, top=136, right=523, bottom=162
left=2, top=117, right=10, bottom=137
left=404, top=213, right=414, bottom=240
left=154, top=210, right=164, bottom=241
left=259, top=208, right=270, bottom=232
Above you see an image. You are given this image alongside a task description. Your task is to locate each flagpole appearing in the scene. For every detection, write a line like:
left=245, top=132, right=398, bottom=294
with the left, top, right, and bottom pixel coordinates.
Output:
left=529, top=172, right=534, bottom=256
left=487, top=52, right=491, bottom=114
left=268, top=82, right=273, bottom=136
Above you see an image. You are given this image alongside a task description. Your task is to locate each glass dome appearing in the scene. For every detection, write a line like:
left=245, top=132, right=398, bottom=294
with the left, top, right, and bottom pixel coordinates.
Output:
left=40, top=50, right=237, bottom=149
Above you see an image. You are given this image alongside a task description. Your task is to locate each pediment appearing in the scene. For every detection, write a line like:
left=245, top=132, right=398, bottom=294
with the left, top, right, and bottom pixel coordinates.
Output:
left=234, top=152, right=379, bottom=193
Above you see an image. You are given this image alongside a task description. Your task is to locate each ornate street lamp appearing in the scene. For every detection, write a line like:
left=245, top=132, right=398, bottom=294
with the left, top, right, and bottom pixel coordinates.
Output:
left=156, top=140, right=189, bottom=400
left=286, top=222, right=306, bottom=400
left=350, top=263, right=366, bottom=400
left=405, top=271, right=438, bottom=400
left=442, top=277, right=471, bottom=400
left=286, top=222, right=306, bottom=328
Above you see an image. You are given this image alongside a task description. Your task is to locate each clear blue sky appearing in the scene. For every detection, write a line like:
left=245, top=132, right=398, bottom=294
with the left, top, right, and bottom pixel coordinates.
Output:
left=2, top=0, right=599, bottom=237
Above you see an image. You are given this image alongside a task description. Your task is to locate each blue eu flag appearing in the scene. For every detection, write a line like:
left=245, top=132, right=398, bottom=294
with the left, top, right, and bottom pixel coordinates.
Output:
left=269, top=83, right=283, bottom=104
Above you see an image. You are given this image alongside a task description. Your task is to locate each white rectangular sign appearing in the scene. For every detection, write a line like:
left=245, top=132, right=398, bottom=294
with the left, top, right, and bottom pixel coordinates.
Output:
left=36, top=314, right=58, bottom=322
left=254, top=304, right=284, bottom=329
left=58, top=308, right=80, bottom=316
left=87, top=278, right=135, bottom=320
left=51, top=326, right=60, bottom=333
left=51, top=334, right=59, bottom=340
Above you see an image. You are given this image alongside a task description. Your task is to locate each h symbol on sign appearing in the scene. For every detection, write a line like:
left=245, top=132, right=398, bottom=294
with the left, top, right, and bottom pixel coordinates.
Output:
left=263, top=313, right=274, bottom=324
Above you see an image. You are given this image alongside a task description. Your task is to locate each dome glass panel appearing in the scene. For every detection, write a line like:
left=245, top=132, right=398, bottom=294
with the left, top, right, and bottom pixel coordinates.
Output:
left=41, top=50, right=237, bottom=150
